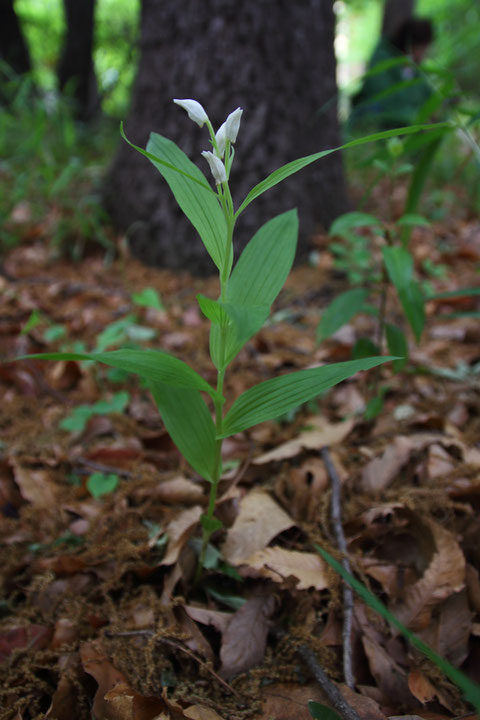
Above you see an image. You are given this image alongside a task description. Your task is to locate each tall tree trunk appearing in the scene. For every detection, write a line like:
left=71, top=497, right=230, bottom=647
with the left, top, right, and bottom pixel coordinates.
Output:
left=57, top=0, right=99, bottom=120
left=104, top=0, right=349, bottom=275
left=382, top=0, right=415, bottom=39
left=0, top=0, right=31, bottom=76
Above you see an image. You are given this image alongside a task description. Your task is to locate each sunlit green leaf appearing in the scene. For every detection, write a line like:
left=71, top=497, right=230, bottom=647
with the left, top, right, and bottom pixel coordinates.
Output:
left=383, top=246, right=425, bottom=341
left=220, top=356, right=394, bottom=437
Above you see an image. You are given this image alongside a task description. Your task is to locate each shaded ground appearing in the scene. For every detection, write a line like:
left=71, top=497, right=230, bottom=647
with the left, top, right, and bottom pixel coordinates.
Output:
left=1, top=213, right=480, bottom=720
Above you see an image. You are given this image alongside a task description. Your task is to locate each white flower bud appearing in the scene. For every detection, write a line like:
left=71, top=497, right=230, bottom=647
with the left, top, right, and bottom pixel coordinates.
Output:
left=214, top=123, right=227, bottom=158
left=224, top=107, right=243, bottom=143
left=201, top=150, right=227, bottom=184
left=173, top=98, right=209, bottom=128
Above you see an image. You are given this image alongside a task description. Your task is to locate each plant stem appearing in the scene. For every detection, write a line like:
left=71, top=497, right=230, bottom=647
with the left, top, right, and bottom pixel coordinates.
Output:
left=196, top=212, right=235, bottom=580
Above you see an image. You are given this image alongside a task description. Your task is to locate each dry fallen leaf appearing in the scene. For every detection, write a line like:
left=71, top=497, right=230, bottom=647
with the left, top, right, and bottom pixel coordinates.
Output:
left=219, top=592, right=275, bottom=678
left=161, top=505, right=203, bottom=566
left=240, top=546, right=330, bottom=590
left=221, top=490, right=294, bottom=565
left=391, top=517, right=465, bottom=631
left=253, top=417, right=354, bottom=464
left=361, top=436, right=416, bottom=493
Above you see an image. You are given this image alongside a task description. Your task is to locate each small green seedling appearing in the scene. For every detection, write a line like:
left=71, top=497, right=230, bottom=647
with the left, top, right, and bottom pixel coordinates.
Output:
left=86, top=472, right=120, bottom=498
left=60, top=391, right=130, bottom=432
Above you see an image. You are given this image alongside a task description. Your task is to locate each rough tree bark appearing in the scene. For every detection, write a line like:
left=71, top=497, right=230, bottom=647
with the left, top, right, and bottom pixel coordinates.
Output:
left=0, top=0, right=31, bottom=76
left=57, top=0, right=99, bottom=120
left=382, top=0, right=415, bottom=39
left=104, top=0, right=349, bottom=275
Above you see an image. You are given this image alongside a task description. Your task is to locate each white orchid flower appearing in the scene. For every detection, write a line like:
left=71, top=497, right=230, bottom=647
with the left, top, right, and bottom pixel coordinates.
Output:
left=214, top=123, right=227, bottom=159
left=173, top=98, right=209, bottom=128
left=214, top=107, right=243, bottom=159
left=224, top=107, right=243, bottom=144
left=201, top=150, right=227, bottom=184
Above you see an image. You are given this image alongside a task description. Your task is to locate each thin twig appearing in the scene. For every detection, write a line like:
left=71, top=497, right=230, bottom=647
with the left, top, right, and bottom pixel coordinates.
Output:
left=321, top=447, right=355, bottom=690
left=104, top=629, right=240, bottom=697
left=74, top=458, right=133, bottom=479
left=270, top=628, right=361, bottom=720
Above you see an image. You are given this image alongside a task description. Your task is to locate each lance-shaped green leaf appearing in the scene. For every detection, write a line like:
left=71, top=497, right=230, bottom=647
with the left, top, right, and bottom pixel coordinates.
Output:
left=385, top=323, right=408, bottom=372
left=317, top=288, right=368, bottom=342
left=383, top=246, right=425, bottom=341
left=142, top=132, right=228, bottom=274
left=209, top=210, right=298, bottom=370
left=219, top=356, right=394, bottom=437
left=148, top=381, right=217, bottom=483
left=21, top=349, right=219, bottom=401
left=235, top=123, right=451, bottom=218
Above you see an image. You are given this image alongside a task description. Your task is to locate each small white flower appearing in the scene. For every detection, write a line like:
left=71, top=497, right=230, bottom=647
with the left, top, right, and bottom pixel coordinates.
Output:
left=224, top=107, right=243, bottom=143
left=214, top=123, right=227, bottom=158
left=201, top=150, right=227, bottom=184
left=173, top=98, right=209, bottom=128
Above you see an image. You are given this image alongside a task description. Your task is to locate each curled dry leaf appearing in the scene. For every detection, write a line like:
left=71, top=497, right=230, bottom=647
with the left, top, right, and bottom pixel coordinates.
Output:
left=361, top=436, right=416, bottom=493
left=80, top=641, right=130, bottom=720
left=160, top=505, right=203, bottom=566
left=391, top=517, right=465, bottom=631
left=219, top=593, right=276, bottom=678
left=221, top=490, right=294, bottom=565
left=253, top=417, right=354, bottom=464
left=362, top=635, right=412, bottom=707
left=11, top=459, right=61, bottom=508
left=239, top=546, right=330, bottom=590
left=184, top=606, right=232, bottom=635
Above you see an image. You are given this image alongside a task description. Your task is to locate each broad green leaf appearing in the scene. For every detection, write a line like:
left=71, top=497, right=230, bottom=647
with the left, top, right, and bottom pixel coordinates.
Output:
left=329, top=212, right=382, bottom=237
left=22, top=349, right=219, bottom=400
left=401, top=135, right=443, bottom=246
left=314, top=545, right=480, bottom=713
left=382, top=246, right=425, bottom=341
left=132, top=287, right=164, bottom=310
left=235, top=123, right=451, bottom=217
left=197, top=294, right=231, bottom=328
left=308, top=702, right=342, bottom=720
left=220, top=356, right=394, bottom=437
left=385, top=323, right=408, bottom=372
left=210, top=210, right=298, bottom=370
left=146, top=132, right=229, bottom=274
left=87, top=473, right=119, bottom=498
left=317, top=288, right=368, bottom=342
left=228, top=210, right=298, bottom=306
left=148, top=380, right=217, bottom=483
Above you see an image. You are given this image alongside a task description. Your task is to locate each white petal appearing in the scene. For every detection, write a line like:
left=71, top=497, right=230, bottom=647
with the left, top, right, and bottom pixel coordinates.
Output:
left=201, top=150, right=227, bottom=184
left=224, top=107, right=243, bottom=143
left=173, top=98, right=209, bottom=127
left=215, top=122, right=227, bottom=158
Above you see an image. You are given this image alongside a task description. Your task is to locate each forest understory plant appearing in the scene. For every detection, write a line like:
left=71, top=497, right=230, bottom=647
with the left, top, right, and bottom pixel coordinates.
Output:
left=17, top=98, right=401, bottom=576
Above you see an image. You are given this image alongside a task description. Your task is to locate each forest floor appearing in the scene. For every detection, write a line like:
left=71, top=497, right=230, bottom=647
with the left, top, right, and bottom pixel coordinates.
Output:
left=1, top=205, right=480, bottom=720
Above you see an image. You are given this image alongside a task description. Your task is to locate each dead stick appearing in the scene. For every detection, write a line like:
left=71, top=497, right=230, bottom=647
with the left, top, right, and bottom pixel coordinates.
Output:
left=296, top=644, right=362, bottom=720
left=270, top=628, right=361, bottom=720
left=104, top=630, right=240, bottom=698
left=321, top=446, right=355, bottom=689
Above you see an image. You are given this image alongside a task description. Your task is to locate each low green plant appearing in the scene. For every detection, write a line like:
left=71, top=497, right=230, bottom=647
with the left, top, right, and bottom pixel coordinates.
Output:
left=319, top=209, right=427, bottom=401
left=315, top=544, right=480, bottom=713
left=87, top=472, right=120, bottom=498
left=59, top=391, right=130, bottom=433
left=19, top=104, right=452, bottom=574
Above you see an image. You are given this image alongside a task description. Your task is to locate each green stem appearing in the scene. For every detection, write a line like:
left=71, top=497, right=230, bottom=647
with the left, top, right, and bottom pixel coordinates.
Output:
left=196, top=202, right=235, bottom=581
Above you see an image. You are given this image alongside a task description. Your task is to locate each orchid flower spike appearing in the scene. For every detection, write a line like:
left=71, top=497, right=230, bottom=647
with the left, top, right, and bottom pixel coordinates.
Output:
left=173, top=98, right=209, bottom=128
left=214, top=107, right=243, bottom=158
left=201, top=150, right=227, bottom=185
